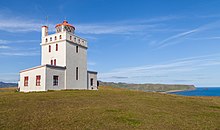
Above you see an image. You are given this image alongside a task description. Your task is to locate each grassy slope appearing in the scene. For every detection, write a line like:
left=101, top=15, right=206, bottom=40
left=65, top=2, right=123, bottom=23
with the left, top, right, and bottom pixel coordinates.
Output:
left=0, top=87, right=220, bottom=130
left=99, top=82, right=195, bottom=92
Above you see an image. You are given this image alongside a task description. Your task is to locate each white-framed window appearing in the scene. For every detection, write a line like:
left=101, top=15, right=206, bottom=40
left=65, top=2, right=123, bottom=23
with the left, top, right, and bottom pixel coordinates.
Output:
left=56, top=44, right=58, bottom=51
left=36, top=75, right=41, bottom=86
left=53, top=75, right=59, bottom=86
left=24, top=76, right=29, bottom=86
left=76, top=67, right=79, bottom=80
left=76, top=46, right=79, bottom=53
left=90, top=78, right=93, bottom=86
left=49, top=45, right=51, bottom=52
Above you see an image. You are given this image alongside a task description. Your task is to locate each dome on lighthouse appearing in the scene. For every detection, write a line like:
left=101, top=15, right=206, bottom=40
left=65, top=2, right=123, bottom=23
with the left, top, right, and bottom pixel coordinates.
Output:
left=55, top=20, right=75, bottom=33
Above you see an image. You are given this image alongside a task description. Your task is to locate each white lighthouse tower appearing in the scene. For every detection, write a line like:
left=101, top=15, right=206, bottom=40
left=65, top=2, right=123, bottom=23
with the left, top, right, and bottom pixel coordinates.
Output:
left=18, top=20, right=98, bottom=92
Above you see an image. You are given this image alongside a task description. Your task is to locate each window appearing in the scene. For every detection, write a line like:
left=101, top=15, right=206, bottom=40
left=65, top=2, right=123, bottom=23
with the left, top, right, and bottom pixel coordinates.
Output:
left=49, top=45, right=51, bottom=52
left=51, top=60, right=53, bottom=65
left=59, top=35, right=62, bottom=39
left=70, top=36, right=72, bottom=40
left=90, top=78, right=93, bottom=86
left=50, top=37, right=52, bottom=41
left=45, top=38, right=48, bottom=42
left=55, top=36, right=57, bottom=40
left=76, top=46, right=79, bottom=53
left=36, top=75, right=41, bottom=86
left=56, top=44, right=58, bottom=51
left=78, top=39, right=80, bottom=43
left=53, top=76, right=59, bottom=86
left=97, top=81, right=99, bottom=87
left=76, top=67, right=79, bottom=80
left=74, top=37, right=76, bottom=42
left=24, top=76, right=29, bottom=86
left=54, top=59, right=56, bottom=66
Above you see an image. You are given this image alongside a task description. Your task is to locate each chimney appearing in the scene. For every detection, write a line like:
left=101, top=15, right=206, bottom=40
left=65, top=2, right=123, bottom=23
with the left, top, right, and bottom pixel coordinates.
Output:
left=42, top=26, right=48, bottom=37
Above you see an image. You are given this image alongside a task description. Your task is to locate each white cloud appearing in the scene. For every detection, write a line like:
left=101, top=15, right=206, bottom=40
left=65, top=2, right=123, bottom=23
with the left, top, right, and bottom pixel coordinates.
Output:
left=0, top=10, right=182, bottom=35
left=88, top=61, right=97, bottom=66
left=187, top=36, right=220, bottom=40
left=154, top=20, right=220, bottom=49
left=0, top=52, right=40, bottom=56
left=0, top=73, right=19, bottom=83
left=0, top=40, right=9, bottom=44
left=0, top=18, right=42, bottom=32
left=156, top=29, right=198, bottom=48
left=0, top=39, right=38, bottom=44
left=75, top=15, right=183, bottom=35
left=0, top=16, right=158, bottom=35
left=0, top=15, right=155, bottom=35
left=0, top=10, right=54, bottom=32
left=0, top=45, right=9, bottom=49
left=99, top=53, right=220, bottom=86
left=76, top=22, right=162, bottom=35
left=0, top=39, right=40, bottom=56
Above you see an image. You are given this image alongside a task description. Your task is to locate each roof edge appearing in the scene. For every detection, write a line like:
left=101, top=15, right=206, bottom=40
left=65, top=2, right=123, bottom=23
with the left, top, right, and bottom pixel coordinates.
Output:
left=20, top=64, right=66, bottom=73
left=87, top=70, right=98, bottom=74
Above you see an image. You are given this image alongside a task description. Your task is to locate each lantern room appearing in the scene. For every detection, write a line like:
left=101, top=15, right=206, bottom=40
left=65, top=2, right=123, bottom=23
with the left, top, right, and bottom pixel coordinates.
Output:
left=55, top=20, right=75, bottom=34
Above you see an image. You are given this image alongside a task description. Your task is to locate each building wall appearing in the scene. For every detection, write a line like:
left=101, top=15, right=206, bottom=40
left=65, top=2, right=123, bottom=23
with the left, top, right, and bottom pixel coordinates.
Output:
left=41, top=32, right=67, bottom=67
left=66, top=32, right=87, bottom=48
left=65, top=40, right=88, bottom=89
left=19, top=66, right=46, bottom=92
left=45, top=67, right=65, bottom=90
left=41, top=31, right=88, bottom=90
left=87, top=72, right=98, bottom=90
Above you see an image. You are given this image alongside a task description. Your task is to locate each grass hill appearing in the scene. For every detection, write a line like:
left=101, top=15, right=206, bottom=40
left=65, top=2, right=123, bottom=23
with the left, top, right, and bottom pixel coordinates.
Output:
left=0, top=81, right=17, bottom=88
left=100, top=81, right=195, bottom=92
left=0, top=86, right=220, bottom=130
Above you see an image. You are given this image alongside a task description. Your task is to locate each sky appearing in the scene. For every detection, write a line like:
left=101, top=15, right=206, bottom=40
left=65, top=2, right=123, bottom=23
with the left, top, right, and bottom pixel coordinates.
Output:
left=0, top=0, right=220, bottom=87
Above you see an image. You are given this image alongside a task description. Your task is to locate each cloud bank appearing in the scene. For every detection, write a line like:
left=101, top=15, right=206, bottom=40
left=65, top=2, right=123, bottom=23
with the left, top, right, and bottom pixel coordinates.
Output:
left=99, top=53, right=220, bottom=86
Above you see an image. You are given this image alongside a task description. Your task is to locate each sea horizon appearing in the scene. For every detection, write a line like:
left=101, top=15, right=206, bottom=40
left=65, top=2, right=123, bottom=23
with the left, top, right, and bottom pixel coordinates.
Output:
left=169, top=87, right=220, bottom=96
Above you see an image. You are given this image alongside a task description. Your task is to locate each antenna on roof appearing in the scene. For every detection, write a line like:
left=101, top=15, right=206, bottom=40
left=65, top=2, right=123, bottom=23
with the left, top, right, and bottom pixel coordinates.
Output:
left=46, top=16, right=49, bottom=26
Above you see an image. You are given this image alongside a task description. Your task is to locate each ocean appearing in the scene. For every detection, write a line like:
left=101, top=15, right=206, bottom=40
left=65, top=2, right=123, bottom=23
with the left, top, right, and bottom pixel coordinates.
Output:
left=169, top=87, right=220, bottom=96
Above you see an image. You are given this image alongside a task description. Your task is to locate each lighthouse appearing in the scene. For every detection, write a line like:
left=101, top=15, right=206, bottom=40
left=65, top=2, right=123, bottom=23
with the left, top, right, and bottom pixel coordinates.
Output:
left=18, top=20, right=98, bottom=92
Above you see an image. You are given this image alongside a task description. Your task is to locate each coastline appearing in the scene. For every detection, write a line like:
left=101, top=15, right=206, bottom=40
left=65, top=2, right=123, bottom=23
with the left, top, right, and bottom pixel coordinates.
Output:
left=160, top=88, right=196, bottom=94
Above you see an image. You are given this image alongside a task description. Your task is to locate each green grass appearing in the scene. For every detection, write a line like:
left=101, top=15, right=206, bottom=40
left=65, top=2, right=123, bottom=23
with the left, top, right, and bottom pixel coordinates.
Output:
left=0, top=87, right=17, bottom=92
left=0, top=86, right=220, bottom=130
left=100, top=82, right=195, bottom=92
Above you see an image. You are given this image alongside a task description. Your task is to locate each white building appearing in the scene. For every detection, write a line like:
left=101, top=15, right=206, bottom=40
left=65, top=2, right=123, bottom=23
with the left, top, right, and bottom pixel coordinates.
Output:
left=18, top=20, right=98, bottom=92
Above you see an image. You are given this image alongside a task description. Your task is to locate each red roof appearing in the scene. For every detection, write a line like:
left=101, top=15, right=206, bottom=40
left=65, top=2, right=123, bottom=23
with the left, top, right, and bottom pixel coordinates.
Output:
left=55, top=20, right=75, bottom=30
left=42, top=25, right=48, bottom=28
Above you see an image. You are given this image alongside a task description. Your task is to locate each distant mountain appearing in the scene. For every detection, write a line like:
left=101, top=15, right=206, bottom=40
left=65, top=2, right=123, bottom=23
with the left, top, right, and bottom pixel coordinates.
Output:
left=0, top=82, right=18, bottom=88
left=99, top=81, right=195, bottom=92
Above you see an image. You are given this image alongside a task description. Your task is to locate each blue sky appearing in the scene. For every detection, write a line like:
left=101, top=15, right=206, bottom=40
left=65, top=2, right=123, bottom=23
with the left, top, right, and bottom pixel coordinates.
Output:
left=0, top=0, right=220, bottom=87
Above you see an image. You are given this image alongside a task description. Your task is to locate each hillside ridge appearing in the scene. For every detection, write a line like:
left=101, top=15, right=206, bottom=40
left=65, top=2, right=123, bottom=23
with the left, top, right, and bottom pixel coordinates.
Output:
left=100, top=81, right=195, bottom=92
left=0, top=81, right=18, bottom=88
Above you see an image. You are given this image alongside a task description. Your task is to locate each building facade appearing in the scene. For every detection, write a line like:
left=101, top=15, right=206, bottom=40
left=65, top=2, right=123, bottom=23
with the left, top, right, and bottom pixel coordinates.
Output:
left=18, top=20, right=98, bottom=92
